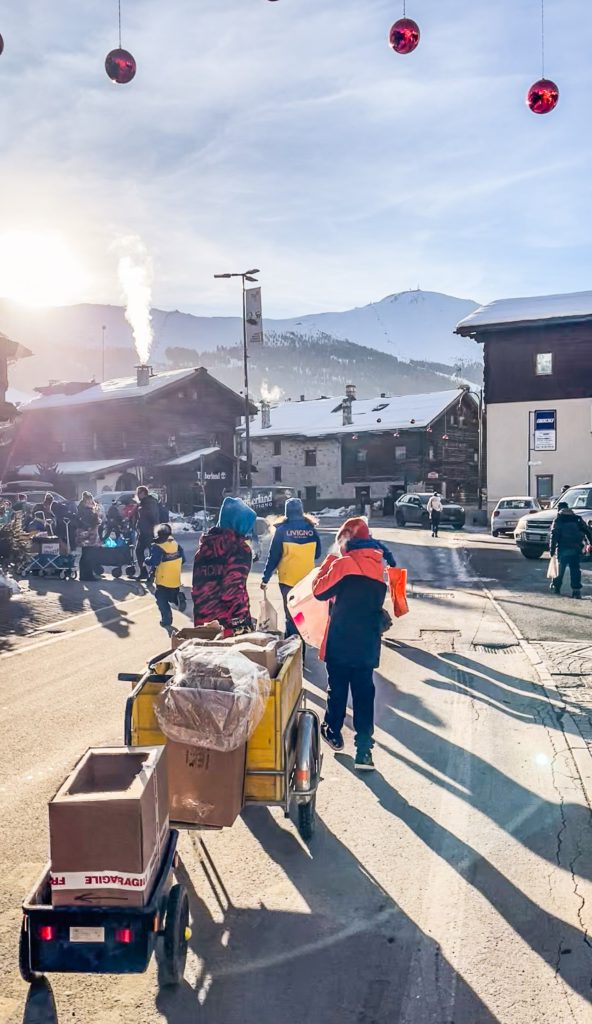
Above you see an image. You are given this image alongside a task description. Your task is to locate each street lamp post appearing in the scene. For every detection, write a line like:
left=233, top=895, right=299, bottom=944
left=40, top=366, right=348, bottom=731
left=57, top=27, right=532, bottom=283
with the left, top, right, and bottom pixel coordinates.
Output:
left=459, top=384, right=484, bottom=511
left=101, top=324, right=107, bottom=382
left=214, top=269, right=260, bottom=490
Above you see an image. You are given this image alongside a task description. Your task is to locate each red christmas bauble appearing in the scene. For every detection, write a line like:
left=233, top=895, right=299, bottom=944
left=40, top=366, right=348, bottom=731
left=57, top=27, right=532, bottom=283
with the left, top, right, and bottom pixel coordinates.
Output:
left=527, top=78, right=559, bottom=115
left=389, top=17, right=420, bottom=55
left=105, top=48, right=136, bottom=85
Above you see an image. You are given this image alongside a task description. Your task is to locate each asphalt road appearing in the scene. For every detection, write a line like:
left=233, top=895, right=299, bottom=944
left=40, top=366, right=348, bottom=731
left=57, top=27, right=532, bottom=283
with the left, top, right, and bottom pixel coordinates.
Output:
left=461, top=530, right=592, bottom=641
left=0, top=526, right=591, bottom=1024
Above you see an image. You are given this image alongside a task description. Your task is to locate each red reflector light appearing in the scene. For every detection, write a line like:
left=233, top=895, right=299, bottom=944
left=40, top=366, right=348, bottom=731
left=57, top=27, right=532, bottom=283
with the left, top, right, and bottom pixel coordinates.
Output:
left=296, top=769, right=310, bottom=783
left=38, top=925, right=56, bottom=941
left=115, top=928, right=133, bottom=944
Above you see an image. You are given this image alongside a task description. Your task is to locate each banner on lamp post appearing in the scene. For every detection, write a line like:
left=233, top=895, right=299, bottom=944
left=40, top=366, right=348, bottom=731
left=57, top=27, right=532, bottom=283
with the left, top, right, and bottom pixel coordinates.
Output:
left=245, top=287, right=263, bottom=344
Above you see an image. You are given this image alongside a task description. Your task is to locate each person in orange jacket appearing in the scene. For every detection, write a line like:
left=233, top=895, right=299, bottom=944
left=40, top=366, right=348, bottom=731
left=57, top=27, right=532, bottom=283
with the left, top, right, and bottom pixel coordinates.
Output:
left=312, top=517, right=394, bottom=771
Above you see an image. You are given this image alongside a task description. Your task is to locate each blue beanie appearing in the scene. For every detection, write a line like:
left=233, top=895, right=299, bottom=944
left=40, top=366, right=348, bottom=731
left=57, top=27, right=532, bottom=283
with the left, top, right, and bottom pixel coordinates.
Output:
left=218, top=496, right=257, bottom=537
left=285, top=497, right=304, bottom=519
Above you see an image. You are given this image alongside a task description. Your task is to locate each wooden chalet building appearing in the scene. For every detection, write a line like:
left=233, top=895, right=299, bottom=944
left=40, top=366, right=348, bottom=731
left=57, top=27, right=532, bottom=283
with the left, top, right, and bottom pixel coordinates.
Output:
left=456, top=290, right=592, bottom=512
left=9, top=366, right=254, bottom=511
left=250, top=386, right=480, bottom=509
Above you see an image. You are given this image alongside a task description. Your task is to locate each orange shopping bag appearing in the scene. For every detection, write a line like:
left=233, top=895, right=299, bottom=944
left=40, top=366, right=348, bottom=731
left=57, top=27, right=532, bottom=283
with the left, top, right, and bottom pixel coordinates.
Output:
left=388, top=567, right=409, bottom=618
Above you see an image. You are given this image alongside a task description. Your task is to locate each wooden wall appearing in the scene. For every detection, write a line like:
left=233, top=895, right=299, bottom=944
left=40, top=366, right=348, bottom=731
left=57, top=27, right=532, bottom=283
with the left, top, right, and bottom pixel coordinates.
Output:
left=481, top=322, right=592, bottom=405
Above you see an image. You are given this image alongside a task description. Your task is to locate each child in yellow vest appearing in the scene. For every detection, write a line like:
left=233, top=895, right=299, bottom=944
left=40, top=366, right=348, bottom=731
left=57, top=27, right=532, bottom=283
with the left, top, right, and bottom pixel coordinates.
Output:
left=146, top=525, right=187, bottom=635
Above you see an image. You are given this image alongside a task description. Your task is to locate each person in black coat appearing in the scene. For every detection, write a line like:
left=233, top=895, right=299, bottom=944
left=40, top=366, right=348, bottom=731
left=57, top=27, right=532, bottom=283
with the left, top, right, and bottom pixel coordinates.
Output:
left=134, top=486, right=161, bottom=577
left=549, top=502, right=592, bottom=598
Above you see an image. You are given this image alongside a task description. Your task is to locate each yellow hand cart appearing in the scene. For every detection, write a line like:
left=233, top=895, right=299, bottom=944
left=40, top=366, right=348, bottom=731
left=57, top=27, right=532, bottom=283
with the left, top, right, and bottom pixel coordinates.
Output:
left=120, top=644, right=322, bottom=841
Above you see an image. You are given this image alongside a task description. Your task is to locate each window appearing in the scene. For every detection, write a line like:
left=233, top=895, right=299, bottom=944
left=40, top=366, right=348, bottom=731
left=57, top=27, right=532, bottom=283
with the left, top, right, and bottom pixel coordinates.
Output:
left=305, top=486, right=318, bottom=504
left=429, top=445, right=435, bottom=461
left=536, top=474, right=554, bottom=500
left=356, top=449, right=368, bottom=462
left=395, top=445, right=407, bottom=462
left=536, top=352, right=553, bottom=375
left=273, top=440, right=281, bottom=456
left=273, top=466, right=282, bottom=483
left=304, top=449, right=317, bottom=467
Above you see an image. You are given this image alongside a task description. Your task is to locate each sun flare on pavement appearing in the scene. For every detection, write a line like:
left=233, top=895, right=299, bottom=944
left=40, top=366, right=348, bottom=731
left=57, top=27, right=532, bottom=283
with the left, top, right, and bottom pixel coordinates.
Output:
left=0, top=229, right=88, bottom=306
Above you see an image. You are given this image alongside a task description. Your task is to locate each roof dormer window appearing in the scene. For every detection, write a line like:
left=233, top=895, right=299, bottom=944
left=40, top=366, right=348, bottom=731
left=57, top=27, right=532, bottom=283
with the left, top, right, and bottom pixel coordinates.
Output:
left=535, top=352, right=553, bottom=375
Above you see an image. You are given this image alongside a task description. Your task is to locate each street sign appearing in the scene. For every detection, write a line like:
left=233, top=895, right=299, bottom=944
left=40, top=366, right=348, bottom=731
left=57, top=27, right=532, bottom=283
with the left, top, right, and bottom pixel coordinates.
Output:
left=534, top=409, right=556, bottom=451
left=245, top=287, right=263, bottom=344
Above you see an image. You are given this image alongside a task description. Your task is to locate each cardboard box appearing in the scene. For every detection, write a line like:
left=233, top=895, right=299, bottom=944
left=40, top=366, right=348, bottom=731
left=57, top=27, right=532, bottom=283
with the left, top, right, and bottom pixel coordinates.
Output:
left=49, top=747, right=169, bottom=908
left=232, top=641, right=280, bottom=678
left=171, top=624, right=222, bottom=650
left=167, top=741, right=246, bottom=827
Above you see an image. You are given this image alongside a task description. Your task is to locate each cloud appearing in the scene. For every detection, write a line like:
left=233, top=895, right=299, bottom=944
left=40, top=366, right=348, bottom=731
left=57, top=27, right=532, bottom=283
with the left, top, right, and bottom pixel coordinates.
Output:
left=0, top=0, right=589, bottom=316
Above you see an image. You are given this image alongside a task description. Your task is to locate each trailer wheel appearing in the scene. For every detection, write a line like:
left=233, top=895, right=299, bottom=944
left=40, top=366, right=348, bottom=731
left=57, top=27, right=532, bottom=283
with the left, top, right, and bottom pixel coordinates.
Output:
left=112, top=567, right=123, bottom=579
left=158, top=884, right=189, bottom=987
left=297, top=796, right=316, bottom=841
left=22, top=978, right=58, bottom=1024
left=19, top=923, right=38, bottom=983
left=125, top=565, right=136, bottom=578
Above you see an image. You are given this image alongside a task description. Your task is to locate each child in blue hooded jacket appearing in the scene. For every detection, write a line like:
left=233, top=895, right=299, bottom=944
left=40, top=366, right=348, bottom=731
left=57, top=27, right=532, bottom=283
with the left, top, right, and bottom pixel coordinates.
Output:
left=262, top=498, right=322, bottom=638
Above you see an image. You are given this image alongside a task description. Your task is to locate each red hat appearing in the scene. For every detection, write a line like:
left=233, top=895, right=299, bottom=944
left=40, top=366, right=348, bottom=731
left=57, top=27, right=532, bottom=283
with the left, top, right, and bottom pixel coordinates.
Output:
left=337, top=517, right=370, bottom=542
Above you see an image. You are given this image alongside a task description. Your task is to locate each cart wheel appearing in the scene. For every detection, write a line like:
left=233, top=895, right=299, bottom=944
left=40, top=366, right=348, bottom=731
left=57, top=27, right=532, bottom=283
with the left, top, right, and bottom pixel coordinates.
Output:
left=70, top=570, right=78, bottom=580
left=22, top=978, right=58, bottom=1024
left=125, top=565, right=136, bottom=578
left=112, top=567, right=123, bottom=579
left=19, top=923, right=39, bottom=984
left=158, top=884, right=189, bottom=988
left=59, top=571, right=66, bottom=581
left=297, top=796, right=316, bottom=841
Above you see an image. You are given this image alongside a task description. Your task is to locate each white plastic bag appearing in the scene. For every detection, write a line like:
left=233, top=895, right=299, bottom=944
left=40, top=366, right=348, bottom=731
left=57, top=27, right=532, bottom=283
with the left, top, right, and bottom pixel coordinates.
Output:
left=257, top=594, right=278, bottom=632
left=547, top=554, right=559, bottom=580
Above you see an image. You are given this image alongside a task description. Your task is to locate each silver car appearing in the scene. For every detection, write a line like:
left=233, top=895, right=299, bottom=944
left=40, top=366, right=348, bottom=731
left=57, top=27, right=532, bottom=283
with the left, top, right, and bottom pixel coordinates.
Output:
left=491, top=496, right=541, bottom=536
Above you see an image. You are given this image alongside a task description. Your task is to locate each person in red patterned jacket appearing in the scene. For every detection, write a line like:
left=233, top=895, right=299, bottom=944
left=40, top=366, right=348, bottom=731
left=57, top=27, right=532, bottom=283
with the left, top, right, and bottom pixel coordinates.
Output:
left=192, top=496, right=257, bottom=636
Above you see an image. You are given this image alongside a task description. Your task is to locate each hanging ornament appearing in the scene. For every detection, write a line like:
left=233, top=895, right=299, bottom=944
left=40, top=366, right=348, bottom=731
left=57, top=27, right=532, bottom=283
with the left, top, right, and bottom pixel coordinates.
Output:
left=527, top=1, right=558, bottom=114
left=527, top=79, right=559, bottom=115
left=106, top=1, right=136, bottom=84
left=389, top=4, right=420, bottom=55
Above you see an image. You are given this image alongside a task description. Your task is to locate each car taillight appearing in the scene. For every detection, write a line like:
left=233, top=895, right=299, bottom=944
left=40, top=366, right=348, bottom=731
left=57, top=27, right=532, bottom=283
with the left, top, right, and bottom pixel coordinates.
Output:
left=38, top=925, right=56, bottom=941
left=115, top=928, right=133, bottom=944
left=493, top=510, right=500, bottom=517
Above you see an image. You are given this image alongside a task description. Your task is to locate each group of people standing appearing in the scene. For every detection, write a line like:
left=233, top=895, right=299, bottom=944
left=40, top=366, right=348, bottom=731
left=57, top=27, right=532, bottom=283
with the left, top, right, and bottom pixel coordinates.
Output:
left=156, top=494, right=395, bottom=772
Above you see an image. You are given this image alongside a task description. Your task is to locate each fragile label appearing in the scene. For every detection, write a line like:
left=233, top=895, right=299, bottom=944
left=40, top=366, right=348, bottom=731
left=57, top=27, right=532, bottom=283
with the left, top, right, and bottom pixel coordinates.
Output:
left=50, top=869, right=150, bottom=891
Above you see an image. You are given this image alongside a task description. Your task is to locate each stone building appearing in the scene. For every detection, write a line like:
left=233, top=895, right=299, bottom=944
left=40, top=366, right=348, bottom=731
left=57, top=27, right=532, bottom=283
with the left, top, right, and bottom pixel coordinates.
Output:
left=250, top=386, right=480, bottom=509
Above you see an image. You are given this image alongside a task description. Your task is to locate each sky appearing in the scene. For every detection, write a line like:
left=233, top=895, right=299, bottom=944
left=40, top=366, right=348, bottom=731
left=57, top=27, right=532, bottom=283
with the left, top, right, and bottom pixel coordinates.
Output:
left=0, top=0, right=590, bottom=318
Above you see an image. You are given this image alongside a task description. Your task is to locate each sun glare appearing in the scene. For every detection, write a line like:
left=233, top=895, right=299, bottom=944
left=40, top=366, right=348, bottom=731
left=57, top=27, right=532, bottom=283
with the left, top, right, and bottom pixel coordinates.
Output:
left=0, top=229, right=89, bottom=307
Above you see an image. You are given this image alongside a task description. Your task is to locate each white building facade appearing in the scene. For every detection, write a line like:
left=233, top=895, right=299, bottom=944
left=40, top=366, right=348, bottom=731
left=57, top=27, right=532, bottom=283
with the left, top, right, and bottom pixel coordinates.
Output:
left=456, top=291, right=592, bottom=512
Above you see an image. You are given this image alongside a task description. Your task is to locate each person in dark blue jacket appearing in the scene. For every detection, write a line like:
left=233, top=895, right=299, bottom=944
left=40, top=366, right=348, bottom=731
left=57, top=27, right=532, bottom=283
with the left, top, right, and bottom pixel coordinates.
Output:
left=262, top=498, right=322, bottom=638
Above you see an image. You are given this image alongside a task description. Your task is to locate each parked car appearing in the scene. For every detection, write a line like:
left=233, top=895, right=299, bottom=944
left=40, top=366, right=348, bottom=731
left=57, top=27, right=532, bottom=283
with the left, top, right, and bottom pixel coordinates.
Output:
left=395, top=492, right=465, bottom=530
left=93, top=491, right=136, bottom=513
left=0, top=481, right=76, bottom=514
left=514, top=483, right=592, bottom=559
left=491, top=496, right=541, bottom=537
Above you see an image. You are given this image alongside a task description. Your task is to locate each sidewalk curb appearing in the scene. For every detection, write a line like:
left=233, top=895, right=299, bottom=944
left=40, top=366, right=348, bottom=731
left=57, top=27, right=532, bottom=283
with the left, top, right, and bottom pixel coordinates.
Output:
left=481, top=584, right=592, bottom=812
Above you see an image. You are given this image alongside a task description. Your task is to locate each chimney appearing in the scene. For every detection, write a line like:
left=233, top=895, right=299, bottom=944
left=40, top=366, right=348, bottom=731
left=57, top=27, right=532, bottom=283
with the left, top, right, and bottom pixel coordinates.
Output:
left=342, top=396, right=353, bottom=426
left=300, top=394, right=305, bottom=402
left=261, top=400, right=271, bottom=430
left=345, top=383, right=356, bottom=402
left=136, top=364, right=152, bottom=387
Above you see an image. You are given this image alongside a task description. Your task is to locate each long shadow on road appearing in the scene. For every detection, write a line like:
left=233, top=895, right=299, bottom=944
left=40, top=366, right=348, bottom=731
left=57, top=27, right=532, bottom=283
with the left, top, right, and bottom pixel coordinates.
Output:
left=155, top=812, right=501, bottom=1024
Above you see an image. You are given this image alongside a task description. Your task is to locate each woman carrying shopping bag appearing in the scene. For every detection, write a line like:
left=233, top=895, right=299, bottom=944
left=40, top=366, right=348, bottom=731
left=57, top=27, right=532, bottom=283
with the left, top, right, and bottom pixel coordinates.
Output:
left=261, top=498, right=322, bottom=642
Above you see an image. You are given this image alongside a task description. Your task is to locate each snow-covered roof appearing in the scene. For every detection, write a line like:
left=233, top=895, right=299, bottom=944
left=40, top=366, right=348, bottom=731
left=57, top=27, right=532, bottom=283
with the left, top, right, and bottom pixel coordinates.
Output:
left=160, top=446, right=220, bottom=467
left=6, top=387, right=35, bottom=407
left=456, top=290, right=592, bottom=334
left=16, top=459, right=133, bottom=477
left=24, top=368, right=197, bottom=411
left=251, top=390, right=467, bottom=439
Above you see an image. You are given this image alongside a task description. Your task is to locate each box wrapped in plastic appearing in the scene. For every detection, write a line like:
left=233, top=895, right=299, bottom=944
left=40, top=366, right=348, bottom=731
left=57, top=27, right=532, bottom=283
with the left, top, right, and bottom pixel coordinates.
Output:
left=155, top=647, right=271, bottom=753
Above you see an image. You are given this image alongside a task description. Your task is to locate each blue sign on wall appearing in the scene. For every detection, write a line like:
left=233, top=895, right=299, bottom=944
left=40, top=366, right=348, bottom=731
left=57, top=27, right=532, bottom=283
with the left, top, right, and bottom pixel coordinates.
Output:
left=534, top=409, right=556, bottom=451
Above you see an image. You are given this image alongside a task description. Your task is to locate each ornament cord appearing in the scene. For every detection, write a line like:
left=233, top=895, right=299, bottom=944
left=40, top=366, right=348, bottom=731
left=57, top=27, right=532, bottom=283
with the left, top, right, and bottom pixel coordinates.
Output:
left=541, top=0, right=545, bottom=77
left=118, top=0, right=122, bottom=49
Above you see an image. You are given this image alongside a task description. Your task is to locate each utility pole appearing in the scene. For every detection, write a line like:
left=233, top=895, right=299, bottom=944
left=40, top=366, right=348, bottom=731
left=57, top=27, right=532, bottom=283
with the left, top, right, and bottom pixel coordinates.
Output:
left=214, top=269, right=260, bottom=489
left=101, top=325, right=107, bottom=382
